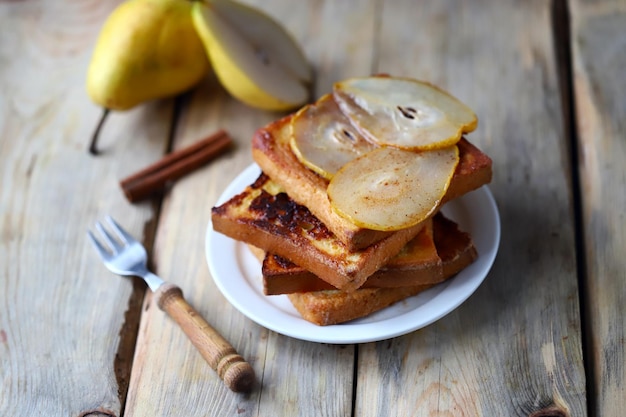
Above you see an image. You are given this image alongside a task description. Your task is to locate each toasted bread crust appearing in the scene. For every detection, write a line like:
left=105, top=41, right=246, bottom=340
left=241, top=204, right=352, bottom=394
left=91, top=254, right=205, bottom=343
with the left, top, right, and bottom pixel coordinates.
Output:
left=212, top=174, right=425, bottom=292
left=287, top=215, right=478, bottom=325
left=262, top=219, right=442, bottom=295
left=433, top=212, right=478, bottom=277
left=288, top=286, right=433, bottom=326
left=252, top=115, right=492, bottom=250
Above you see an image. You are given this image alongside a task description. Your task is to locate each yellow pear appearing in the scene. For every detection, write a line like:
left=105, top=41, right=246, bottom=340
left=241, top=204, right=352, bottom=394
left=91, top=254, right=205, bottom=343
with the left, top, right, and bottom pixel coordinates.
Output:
left=192, top=0, right=311, bottom=111
left=87, top=0, right=210, bottom=111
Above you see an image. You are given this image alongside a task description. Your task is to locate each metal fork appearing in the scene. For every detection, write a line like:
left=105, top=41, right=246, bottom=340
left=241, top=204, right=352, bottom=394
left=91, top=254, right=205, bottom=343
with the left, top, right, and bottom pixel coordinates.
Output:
left=88, top=216, right=255, bottom=393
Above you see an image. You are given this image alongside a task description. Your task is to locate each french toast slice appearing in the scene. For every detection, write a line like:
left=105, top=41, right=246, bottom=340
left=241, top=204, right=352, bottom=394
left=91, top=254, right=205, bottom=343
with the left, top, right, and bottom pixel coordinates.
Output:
left=288, top=214, right=478, bottom=325
left=212, top=173, right=426, bottom=292
left=262, top=217, right=442, bottom=295
left=252, top=115, right=492, bottom=250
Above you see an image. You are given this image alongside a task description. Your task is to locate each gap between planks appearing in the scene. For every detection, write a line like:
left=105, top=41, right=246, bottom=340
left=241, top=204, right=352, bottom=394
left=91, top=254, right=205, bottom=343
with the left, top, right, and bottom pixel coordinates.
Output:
left=550, top=0, right=593, bottom=416
left=107, top=94, right=187, bottom=416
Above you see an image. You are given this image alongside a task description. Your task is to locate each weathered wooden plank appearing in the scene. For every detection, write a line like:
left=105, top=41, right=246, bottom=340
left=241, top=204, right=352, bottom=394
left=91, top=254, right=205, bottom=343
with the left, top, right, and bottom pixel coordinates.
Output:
left=356, top=0, right=587, bottom=415
left=250, top=1, right=376, bottom=415
left=122, top=72, right=273, bottom=417
left=570, top=1, right=626, bottom=416
left=123, top=1, right=373, bottom=415
left=0, top=1, right=173, bottom=416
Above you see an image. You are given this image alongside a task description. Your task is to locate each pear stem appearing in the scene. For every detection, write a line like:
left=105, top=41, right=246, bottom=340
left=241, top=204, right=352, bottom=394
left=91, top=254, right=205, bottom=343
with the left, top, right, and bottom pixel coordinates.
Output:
left=89, top=108, right=111, bottom=155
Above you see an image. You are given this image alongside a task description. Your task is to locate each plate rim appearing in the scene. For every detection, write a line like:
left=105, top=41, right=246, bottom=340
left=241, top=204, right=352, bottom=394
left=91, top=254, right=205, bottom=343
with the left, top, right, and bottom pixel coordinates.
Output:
left=206, top=163, right=500, bottom=344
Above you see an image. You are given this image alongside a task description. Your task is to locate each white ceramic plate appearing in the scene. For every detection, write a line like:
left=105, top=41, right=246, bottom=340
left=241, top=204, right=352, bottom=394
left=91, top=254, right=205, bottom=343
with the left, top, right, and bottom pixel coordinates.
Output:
left=206, top=164, right=500, bottom=344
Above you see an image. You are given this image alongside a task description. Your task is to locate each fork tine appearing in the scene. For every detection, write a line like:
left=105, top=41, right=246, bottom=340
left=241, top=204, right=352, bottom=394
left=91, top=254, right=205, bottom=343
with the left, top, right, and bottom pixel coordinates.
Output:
left=105, top=215, right=137, bottom=244
left=95, top=221, right=124, bottom=254
left=87, top=230, right=111, bottom=260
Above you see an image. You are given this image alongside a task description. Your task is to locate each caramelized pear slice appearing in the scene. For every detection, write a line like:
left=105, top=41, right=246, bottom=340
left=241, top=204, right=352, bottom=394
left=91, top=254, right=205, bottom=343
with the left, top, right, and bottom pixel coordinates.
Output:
left=333, top=77, right=477, bottom=150
left=290, top=94, right=376, bottom=179
left=328, top=146, right=459, bottom=231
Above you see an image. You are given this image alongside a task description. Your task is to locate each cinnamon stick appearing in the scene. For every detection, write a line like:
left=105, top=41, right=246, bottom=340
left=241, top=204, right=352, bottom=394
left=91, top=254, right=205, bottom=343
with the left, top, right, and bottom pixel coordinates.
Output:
left=120, top=130, right=232, bottom=203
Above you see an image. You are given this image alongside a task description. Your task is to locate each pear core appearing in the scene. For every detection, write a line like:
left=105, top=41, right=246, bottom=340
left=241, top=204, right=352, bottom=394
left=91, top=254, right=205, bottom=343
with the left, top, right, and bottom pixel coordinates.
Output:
left=290, top=94, right=375, bottom=179
left=333, top=77, right=477, bottom=150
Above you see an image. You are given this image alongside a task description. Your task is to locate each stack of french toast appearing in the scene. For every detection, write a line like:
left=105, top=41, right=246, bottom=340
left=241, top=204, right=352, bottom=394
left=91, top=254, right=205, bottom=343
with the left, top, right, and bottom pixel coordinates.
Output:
left=211, top=75, right=492, bottom=325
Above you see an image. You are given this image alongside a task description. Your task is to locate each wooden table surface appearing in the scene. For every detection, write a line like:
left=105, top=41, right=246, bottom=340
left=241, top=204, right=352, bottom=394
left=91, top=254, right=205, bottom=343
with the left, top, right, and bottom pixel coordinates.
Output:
left=1, top=0, right=624, bottom=416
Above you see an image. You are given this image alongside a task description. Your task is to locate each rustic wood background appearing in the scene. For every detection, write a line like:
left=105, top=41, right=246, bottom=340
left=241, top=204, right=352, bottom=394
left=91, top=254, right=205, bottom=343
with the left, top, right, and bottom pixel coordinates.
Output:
left=0, top=0, right=624, bottom=416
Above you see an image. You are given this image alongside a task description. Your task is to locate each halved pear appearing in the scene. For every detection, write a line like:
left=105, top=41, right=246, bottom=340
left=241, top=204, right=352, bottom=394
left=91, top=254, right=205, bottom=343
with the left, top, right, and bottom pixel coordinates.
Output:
left=192, top=0, right=311, bottom=111
left=328, top=146, right=459, bottom=231
left=333, top=77, right=477, bottom=150
left=290, top=94, right=376, bottom=179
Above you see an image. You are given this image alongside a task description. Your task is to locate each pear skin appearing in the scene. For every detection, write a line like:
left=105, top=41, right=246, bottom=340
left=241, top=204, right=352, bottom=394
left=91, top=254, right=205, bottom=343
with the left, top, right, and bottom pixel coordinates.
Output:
left=87, top=0, right=210, bottom=111
left=192, top=0, right=310, bottom=111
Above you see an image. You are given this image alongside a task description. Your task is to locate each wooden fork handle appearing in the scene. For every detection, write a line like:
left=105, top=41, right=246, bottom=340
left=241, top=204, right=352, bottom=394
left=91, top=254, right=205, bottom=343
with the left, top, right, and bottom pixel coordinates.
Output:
left=154, top=283, right=255, bottom=392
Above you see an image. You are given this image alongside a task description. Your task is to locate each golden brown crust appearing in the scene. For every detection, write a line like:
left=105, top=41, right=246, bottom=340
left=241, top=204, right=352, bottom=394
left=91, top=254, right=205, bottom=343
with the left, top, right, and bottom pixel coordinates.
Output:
left=433, top=212, right=479, bottom=276
left=262, top=212, right=477, bottom=295
left=211, top=174, right=425, bottom=292
left=445, top=139, right=493, bottom=203
left=288, top=286, right=432, bottom=326
left=252, top=116, right=376, bottom=249
left=262, top=219, right=442, bottom=295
